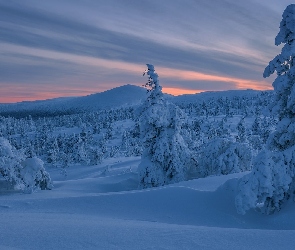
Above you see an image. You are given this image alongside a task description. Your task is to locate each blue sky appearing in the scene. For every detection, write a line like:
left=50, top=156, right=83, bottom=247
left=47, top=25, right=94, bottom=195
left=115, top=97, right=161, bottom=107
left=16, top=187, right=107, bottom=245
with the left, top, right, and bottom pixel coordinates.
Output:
left=0, top=0, right=293, bottom=102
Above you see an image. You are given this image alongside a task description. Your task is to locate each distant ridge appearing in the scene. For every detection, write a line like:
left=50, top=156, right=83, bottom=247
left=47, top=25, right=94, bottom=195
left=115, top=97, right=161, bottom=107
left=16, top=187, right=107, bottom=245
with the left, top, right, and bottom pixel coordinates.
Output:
left=173, top=89, right=270, bottom=105
left=0, top=84, right=147, bottom=117
left=69, top=84, right=147, bottom=111
left=0, top=85, right=273, bottom=117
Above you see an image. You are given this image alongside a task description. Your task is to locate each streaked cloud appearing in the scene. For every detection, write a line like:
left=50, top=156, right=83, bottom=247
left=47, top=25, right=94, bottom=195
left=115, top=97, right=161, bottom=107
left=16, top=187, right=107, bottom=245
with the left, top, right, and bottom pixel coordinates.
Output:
left=0, top=0, right=293, bottom=102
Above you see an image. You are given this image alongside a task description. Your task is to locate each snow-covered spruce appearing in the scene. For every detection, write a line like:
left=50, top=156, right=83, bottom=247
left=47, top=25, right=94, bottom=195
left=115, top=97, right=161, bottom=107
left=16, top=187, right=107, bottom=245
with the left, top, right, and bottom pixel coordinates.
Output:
left=236, top=148, right=295, bottom=215
left=0, top=137, right=52, bottom=192
left=137, top=64, right=196, bottom=188
left=198, top=138, right=251, bottom=177
left=20, top=157, right=53, bottom=193
left=0, top=137, right=23, bottom=187
left=236, top=4, right=295, bottom=214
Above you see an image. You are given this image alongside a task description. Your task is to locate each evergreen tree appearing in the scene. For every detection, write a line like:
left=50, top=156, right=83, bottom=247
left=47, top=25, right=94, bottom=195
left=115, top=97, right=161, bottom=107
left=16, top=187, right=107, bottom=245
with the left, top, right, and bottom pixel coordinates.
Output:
left=0, top=137, right=52, bottom=192
left=0, top=137, right=23, bottom=186
left=47, top=138, right=59, bottom=167
left=251, top=116, right=262, bottom=136
left=90, top=147, right=103, bottom=165
left=20, top=157, right=53, bottom=193
left=137, top=64, right=196, bottom=188
left=198, top=138, right=252, bottom=177
left=236, top=5, right=295, bottom=214
left=236, top=117, right=247, bottom=143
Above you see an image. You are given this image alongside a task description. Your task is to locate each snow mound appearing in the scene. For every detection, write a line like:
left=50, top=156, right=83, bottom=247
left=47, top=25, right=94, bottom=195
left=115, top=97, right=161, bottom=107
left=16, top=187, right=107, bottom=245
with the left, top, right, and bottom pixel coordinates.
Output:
left=1, top=157, right=295, bottom=250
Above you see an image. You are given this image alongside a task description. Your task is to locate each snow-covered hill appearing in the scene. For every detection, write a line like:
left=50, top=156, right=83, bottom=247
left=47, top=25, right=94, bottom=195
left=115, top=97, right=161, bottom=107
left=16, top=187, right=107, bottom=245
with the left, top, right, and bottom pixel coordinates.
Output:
left=0, top=84, right=147, bottom=116
left=0, top=84, right=273, bottom=117
left=68, top=84, right=147, bottom=111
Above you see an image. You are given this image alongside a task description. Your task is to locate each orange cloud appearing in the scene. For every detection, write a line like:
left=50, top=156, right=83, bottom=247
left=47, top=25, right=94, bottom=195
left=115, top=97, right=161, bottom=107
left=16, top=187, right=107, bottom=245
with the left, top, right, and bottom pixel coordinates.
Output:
left=1, top=43, right=272, bottom=89
left=162, top=87, right=203, bottom=96
left=0, top=43, right=274, bottom=103
left=158, top=67, right=273, bottom=91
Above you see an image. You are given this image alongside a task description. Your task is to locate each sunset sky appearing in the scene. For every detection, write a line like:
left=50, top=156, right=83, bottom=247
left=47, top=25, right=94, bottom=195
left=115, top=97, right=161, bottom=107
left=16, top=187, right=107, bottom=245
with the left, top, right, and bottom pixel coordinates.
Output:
left=0, top=0, right=293, bottom=103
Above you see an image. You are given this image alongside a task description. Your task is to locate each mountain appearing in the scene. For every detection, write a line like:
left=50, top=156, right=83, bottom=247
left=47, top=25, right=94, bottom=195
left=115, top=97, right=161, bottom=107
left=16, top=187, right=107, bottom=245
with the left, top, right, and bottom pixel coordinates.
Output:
left=0, top=84, right=147, bottom=117
left=0, top=84, right=274, bottom=118
left=68, top=84, right=147, bottom=111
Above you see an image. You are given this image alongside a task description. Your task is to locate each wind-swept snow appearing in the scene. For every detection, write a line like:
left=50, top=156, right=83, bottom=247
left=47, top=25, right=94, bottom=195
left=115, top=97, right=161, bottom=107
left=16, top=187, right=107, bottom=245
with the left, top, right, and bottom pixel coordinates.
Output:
left=1, top=157, right=295, bottom=250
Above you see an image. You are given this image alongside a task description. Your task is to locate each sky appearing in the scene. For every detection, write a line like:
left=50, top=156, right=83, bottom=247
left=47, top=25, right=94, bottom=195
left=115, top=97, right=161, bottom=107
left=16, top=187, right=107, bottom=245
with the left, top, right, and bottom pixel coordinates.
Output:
left=0, top=0, right=293, bottom=103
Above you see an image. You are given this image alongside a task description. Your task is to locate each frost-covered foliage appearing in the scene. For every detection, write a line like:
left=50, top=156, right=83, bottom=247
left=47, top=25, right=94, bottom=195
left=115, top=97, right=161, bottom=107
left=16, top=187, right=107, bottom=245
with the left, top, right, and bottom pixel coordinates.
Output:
left=0, top=106, right=141, bottom=170
left=175, top=90, right=274, bottom=117
left=263, top=4, right=295, bottom=119
left=236, top=5, right=295, bottom=214
left=198, top=138, right=252, bottom=177
left=0, top=137, right=23, bottom=186
left=236, top=148, right=295, bottom=215
left=0, top=137, right=52, bottom=192
left=0, top=86, right=275, bottom=172
left=138, top=64, right=196, bottom=188
left=21, top=157, right=53, bottom=193
left=236, top=117, right=247, bottom=143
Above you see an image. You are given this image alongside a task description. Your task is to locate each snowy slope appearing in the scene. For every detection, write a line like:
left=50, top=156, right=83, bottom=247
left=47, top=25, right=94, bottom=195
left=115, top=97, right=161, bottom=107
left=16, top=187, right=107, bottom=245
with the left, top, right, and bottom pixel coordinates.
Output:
left=0, top=85, right=273, bottom=117
left=1, top=157, right=295, bottom=250
left=67, top=84, right=147, bottom=111
left=0, top=84, right=147, bottom=115
left=0, top=96, right=77, bottom=115
left=173, top=89, right=271, bottom=105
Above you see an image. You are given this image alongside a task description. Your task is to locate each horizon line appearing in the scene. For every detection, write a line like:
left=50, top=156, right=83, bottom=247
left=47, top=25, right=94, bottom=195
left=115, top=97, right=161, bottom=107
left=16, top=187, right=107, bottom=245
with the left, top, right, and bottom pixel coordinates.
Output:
left=0, top=84, right=274, bottom=104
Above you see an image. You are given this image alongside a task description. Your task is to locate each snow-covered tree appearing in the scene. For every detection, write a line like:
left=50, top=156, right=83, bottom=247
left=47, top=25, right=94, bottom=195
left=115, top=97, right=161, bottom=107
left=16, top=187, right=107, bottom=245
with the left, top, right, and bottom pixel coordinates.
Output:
left=251, top=116, right=262, bottom=136
left=198, top=138, right=252, bottom=177
left=90, top=147, right=103, bottom=165
left=20, top=157, right=53, bottom=193
left=0, top=137, right=52, bottom=192
left=138, top=64, right=196, bottom=188
left=60, top=151, right=70, bottom=176
left=0, top=137, right=23, bottom=186
left=236, top=5, right=295, bottom=214
left=217, top=117, right=230, bottom=139
left=47, top=138, right=59, bottom=167
left=236, top=149, right=294, bottom=214
left=236, top=117, right=247, bottom=143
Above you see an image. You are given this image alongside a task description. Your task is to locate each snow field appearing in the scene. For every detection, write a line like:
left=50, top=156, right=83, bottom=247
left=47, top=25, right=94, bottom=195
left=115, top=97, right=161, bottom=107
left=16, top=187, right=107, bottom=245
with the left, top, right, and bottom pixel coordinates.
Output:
left=1, top=157, right=295, bottom=250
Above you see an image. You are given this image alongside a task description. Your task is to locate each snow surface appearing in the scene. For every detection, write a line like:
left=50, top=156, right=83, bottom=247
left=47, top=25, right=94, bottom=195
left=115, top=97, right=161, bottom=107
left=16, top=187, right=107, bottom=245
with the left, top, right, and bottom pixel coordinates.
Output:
left=1, top=156, right=295, bottom=250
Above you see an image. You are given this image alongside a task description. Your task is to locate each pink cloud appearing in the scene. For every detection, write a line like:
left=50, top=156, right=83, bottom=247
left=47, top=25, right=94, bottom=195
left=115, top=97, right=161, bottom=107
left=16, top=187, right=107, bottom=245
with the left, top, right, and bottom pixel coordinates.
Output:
left=162, top=87, right=203, bottom=96
left=0, top=44, right=274, bottom=103
left=158, top=67, right=273, bottom=91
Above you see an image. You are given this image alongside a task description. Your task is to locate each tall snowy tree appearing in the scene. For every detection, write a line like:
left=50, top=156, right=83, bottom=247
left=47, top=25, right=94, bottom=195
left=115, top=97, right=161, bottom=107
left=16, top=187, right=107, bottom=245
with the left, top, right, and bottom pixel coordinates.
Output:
left=236, top=4, right=295, bottom=214
left=137, top=64, right=196, bottom=188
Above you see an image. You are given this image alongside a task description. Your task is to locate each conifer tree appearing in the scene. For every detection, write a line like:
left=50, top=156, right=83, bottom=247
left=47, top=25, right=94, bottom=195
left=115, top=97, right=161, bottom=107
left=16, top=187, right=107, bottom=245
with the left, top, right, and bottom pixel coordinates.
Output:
left=236, top=117, right=247, bottom=143
left=0, top=137, right=52, bottom=192
left=198, top=138, right=252, bottom=177
left=137, top=64, right=195, bottom=188
left=236, top=5, right=295, bottom=214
